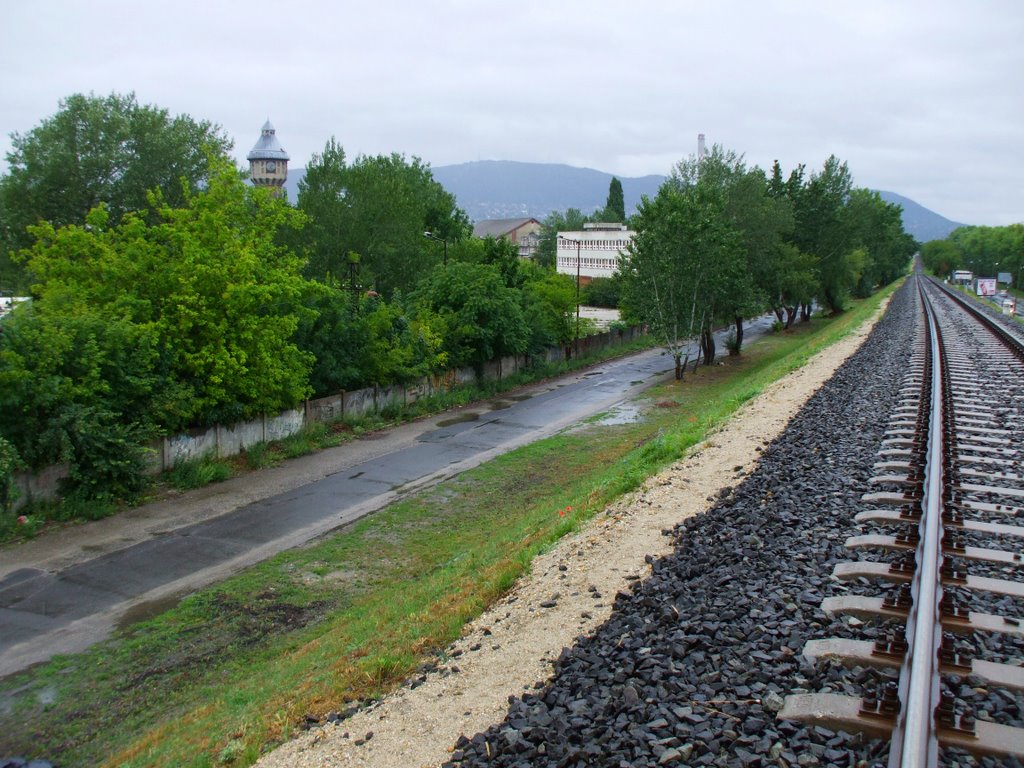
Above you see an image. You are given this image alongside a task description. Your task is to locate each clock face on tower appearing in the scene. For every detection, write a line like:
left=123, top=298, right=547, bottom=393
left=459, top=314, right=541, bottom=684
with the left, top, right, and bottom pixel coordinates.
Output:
left=266, top=160, right=277, bottom=173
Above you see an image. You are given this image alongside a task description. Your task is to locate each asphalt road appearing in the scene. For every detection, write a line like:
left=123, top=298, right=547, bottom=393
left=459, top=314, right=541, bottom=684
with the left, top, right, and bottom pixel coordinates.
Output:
left=0, top=315, right=776, bottom=677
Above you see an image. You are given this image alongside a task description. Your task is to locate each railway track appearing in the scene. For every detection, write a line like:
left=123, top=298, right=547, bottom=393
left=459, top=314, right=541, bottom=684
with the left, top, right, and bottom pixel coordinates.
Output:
left=783, top=274, right=1024, bottom=766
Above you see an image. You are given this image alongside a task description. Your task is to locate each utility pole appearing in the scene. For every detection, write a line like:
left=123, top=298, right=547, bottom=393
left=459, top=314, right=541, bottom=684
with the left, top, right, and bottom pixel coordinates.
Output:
left=423, top=231, right=448, bottom=267
left=558, top=236, right=582, bottom=359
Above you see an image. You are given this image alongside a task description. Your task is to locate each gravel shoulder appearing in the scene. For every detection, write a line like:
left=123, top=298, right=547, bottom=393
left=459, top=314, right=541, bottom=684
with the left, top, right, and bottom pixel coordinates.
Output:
left=255, top=301, right=890, bottom=768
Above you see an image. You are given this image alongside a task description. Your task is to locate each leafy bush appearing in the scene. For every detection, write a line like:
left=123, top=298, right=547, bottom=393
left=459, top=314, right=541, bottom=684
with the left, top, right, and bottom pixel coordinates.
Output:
left=724, top=330, right=742, bottom=356
left=59, top=406, right=151, bottom=502
left=244, top=442, right=278, bottom=470
left=0, top=435, right=22, bottom=516
left=581, top=276, right=621, bottom=308
left=167, top=453, right=233, bottom=490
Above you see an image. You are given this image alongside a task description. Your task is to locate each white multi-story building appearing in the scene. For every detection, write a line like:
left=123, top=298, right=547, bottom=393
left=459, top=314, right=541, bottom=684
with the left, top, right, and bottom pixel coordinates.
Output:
left=556, top=222, right=633, bottom=283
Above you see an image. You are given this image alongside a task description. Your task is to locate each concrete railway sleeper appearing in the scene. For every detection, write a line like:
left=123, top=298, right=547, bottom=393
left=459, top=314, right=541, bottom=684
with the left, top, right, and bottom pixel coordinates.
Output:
left=782, top=274, right=1024, bottom=765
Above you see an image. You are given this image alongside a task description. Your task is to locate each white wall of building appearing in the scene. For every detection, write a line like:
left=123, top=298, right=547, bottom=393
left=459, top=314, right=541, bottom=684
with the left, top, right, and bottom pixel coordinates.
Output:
left=556, top=223, right=633, bottom=281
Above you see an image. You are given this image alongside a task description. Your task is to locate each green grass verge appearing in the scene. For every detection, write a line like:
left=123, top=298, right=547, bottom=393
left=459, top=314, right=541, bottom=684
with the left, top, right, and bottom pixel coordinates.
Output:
left=0, top=285, right=898, bottom=767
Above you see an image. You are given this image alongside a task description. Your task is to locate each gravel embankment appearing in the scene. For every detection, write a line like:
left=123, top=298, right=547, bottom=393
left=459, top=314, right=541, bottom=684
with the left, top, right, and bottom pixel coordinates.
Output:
left=445, top=280, right=932, bottom=767
left=263, top=280, right=1021, bottom=768
left=259, top=288, right=907, bottom=768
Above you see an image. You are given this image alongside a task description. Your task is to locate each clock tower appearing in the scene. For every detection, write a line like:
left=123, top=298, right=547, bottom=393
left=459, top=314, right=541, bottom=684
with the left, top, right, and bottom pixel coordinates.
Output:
left=247, top=119, right=289, bottom=196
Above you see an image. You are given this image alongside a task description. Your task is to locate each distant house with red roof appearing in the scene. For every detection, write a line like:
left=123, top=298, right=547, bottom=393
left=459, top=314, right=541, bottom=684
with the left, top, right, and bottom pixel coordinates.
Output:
left=471, top=218, right=542, bottom=259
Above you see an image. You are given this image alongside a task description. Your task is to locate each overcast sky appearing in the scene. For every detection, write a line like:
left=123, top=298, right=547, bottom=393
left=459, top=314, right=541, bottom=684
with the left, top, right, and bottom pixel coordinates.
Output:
left=3, top=1, right=1021, bottom=226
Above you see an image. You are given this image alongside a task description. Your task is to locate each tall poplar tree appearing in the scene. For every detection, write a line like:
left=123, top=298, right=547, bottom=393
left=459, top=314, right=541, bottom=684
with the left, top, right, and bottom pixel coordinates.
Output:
left=603, top=177, right=626, bottom=221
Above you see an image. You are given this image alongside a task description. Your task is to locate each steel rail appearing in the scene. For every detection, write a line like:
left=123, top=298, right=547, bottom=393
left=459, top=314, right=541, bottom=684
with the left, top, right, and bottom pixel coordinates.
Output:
left=889, top=279, right=945, bottom=767
left=927, top=276, right=1024, bottom=363
left=780, top=273, right=1024, bottom=762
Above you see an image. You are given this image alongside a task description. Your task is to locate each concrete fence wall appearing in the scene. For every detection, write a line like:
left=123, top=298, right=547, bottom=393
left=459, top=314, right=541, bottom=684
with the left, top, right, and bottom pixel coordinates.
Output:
left=12, top=325, right=645, bottom=509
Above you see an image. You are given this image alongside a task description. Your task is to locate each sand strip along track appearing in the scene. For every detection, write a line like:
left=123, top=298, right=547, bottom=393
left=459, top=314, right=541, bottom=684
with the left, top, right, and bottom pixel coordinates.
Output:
left=256, top=301, right=888, bottom=768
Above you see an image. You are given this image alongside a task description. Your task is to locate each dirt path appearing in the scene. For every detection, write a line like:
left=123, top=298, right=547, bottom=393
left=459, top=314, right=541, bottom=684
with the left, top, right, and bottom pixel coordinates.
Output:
left=255, top=301, right=889, bottom=768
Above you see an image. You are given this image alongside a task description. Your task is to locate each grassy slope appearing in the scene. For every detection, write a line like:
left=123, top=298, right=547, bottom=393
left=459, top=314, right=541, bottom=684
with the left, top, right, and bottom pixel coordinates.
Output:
left=0, top=284, right=899, bottom=767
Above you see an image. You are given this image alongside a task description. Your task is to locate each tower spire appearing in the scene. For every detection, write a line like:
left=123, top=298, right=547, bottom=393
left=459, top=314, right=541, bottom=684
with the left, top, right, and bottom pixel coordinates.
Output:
left=247, top=120, right=290, bottom=197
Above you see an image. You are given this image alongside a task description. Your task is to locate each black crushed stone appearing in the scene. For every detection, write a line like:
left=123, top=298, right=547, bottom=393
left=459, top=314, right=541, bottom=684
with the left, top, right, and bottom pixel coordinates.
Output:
left=443, top=282, right=1024, bottom=768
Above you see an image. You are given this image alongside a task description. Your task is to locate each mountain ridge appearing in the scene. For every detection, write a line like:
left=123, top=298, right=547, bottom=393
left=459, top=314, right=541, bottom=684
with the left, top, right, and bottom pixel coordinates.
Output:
left=282, top=160, right=963, bottom=243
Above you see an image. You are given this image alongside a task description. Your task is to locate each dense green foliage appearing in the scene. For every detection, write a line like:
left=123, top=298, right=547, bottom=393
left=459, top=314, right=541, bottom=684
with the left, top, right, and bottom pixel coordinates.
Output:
left=0, top=92, right=232, bottom=292
left=0, top=95, right=918, bottom=506
left=621, top=147, right=916, bottom=376
left=921, top=223, right=1024, bottom=284
left=294, top=138, right=471, bottom=296
left=412, top=262, right=529, bottom=372
left=0, top=435, right=20, bottom=514
left=581, top=275, right=622, bottom=308
left=0, top=162, right=313, bottom=494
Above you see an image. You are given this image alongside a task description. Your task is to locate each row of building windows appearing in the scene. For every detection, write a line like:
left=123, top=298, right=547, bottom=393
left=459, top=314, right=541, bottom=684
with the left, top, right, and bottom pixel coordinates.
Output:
left=558, top=239, right=631, bottom=251
left=558, top=256, right=618, bottom=269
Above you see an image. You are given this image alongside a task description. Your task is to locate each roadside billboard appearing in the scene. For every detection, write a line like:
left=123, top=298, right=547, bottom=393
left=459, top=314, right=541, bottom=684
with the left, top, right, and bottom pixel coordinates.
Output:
left=976, top=278, right=997, bottom=296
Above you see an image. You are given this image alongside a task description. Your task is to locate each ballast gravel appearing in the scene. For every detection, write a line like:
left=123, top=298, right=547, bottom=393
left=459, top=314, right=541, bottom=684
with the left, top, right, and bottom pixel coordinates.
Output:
left=445, top=281, right=1024, bottom=768
left=261, top=282, right=1020, bottom=768
left=257, top=292, right=902, bottom=768
left=439, top=284, right=921, bottom=768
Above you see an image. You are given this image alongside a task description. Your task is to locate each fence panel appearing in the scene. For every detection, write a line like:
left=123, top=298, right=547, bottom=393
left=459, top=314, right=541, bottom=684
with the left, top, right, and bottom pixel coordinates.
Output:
left=12, top=326, right=645, bottom=505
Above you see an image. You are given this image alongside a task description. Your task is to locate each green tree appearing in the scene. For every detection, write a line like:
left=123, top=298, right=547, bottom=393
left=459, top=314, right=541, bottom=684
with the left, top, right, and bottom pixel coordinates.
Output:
left=293, top=138, right=349, bottom=279
left=0, top=92, right=232, bottom=290
left=765, top=161, right=818, bottom=324
left=843, top=189, right=916, bottom=296
left=667, top=146, right=791, bottom=354
left=293, top=279, right=370, bottom=396
left=790, top=155, right=856, bottom=313
left=412, top=262, right=529, bottom=374
left=920, top=239, right=962, bottom=277
left=0, top=303, right=160, bottom=497
left=763, top=242, right=819, bottom=328
left=0, top=435, right=20, bottom=515
left=620, top=181, right=742, bottom=378
left=296, top=142, right=470, bottom=297
left=535, top=208, right=589, bottom=269
left=522, top=269, right=579, bottom=355
left=361, top=297, right=447, bottom=386
left=13, top=160, right=313, bottom=434
left=603, top=177, right=626, bottom=222
left=581, top=275, right=621, bottom=308
left=481, top=235, right=524, bottom=287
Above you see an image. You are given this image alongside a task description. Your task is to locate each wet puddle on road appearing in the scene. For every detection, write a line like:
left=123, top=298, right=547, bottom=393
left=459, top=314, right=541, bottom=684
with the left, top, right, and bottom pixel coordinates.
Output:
left=436, top=413, right=480, bottom=427
left=592, top=401, right=644, bottom=426
left=116, top=593, right=185, bottom=632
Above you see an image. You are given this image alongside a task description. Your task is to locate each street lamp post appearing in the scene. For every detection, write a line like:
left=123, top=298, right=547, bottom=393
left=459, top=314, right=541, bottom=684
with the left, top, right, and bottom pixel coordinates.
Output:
left=423, top=231, right=447, bottom=267
left=558, top=236, right=581, bottom=358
